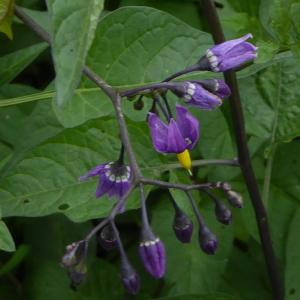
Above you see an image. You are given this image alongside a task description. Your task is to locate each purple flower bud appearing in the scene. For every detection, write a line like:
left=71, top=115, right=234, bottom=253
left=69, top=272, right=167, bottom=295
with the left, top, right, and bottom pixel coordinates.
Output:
left=120, top=257, right=140, bottom=295
left=79, top=161, right=132, bottom=200
left=205, top=34, right=257, bottom=72
left=139, top=229, right=166, bottom=278
left=226, top=190, right=243, bottom=208
left=215, top=201, right=232, bottom=225
left=148, top=104, right=199, bottom=154
left=98, top=224, right=118, bottom=251
left=196, top=79, right=231, bottom=98
left=178, top=82, right=223, bottom=110
left=173, top=210, right=193, bottom=243
left=199, top=227, right=218, bottom=255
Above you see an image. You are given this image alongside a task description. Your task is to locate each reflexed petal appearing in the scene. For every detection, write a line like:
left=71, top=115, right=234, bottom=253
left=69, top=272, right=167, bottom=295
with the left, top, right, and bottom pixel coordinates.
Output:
left=79, top=163, right=106, bottom=181
left=166, top=119, right=187, bottom=153
left=95, top=175, right=113, bottom=198
left=148, top=113, right=169, bottom=153
left=175, top=105, right=199, bottom=150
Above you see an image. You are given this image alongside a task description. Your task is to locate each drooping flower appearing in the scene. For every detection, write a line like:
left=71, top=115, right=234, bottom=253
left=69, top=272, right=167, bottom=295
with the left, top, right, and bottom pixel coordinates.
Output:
left=148, top=104, right=199, bottom=173
left=79, top=161, right=132, bottom=199
left=172, top=80, right=230, bottom=110
left=205, top=34, right=257, bottom=72
left=173, top=208, right=193, bottom=243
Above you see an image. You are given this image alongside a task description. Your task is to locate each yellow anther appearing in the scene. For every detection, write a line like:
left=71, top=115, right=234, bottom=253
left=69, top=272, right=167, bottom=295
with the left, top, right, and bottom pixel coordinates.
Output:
left=176, top=149, right=193, bottom=176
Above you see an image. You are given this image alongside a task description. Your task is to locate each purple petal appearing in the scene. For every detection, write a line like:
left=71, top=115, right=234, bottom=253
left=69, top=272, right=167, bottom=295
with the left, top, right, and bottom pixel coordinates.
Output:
left=175, top=105, right=199, bottom=150
left=215, top=80, right=231, bottom=98
left=186, top=83, right=222, bottom=110
left=95, top=175, right=114, bottom=198
left=139, top=239, right=166, bottom=278
left=148, top=113, right=168, bottom=153
left=79, top=163, right=106, bottom=181
left=166, top=119, right=187, bottom=153
left=210, top=33, right=253, bottom=56
left=218, top=52, right=257, bottom=71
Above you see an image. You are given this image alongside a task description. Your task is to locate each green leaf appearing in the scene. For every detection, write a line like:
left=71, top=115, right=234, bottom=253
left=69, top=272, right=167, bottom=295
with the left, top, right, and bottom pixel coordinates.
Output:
left=46, top=0, right=104, bottom=109
left=0, top=43, right=48, bottom=86
left=240, top=57, right=300, bottom=150
left=0, top=220, right=15, bottom=252
left=0, top=0, right=14, bottom=39
left=0, top=115, right=162, bottom=221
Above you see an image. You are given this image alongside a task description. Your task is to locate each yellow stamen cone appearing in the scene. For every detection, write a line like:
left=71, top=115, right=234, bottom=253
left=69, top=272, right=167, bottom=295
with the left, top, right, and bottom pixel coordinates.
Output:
left=177, top=149, right=193, bottom=176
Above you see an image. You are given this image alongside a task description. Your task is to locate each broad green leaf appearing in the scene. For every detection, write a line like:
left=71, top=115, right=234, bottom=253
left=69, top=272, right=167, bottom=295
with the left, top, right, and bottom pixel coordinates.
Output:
left=0, top=0, right=14, bottom=39
left=120, top=0, right=204, bottom=29
left=0, top=43, right=48, bottom=86
left=0, top=220, right=15, bottom=252
left=0, top=116, right=162, bottom=221
left=240, top=57, right=300, bottom=151
left=86, top=7, right=211, bottom=87
left=46, top=0, right=104, bottom=108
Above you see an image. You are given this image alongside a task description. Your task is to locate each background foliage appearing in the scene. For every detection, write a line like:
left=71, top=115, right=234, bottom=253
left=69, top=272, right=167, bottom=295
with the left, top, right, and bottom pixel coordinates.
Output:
left=0, top=0, right=300, bottom=299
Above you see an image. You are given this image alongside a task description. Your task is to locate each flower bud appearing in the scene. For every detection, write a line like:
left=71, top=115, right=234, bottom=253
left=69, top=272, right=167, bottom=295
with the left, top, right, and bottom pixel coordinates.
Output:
left=226, top=190, right=243, bottom=208
left=139, top=227, right=166, bottom=278
left=98, top=224, right=118, bottom=251
left=61, top=240, right=87, bottom=268
left=173, top=209, right=193, bottom=243
left=199, top=227, right=218, bottom=255
left=120, top=257, right=140, bottom=295
left=215, top=201, right=232, bottom=225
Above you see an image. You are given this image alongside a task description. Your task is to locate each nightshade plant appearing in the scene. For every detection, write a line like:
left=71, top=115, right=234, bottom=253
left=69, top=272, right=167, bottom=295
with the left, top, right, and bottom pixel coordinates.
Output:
left=57, top=34, right=256, bottom=293
left=2, top=2, right=287, bottom=299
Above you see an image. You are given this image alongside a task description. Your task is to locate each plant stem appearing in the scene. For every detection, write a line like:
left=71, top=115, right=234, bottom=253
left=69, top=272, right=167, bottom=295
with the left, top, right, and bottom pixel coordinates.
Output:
left=200, top=1, right=283, bottom=299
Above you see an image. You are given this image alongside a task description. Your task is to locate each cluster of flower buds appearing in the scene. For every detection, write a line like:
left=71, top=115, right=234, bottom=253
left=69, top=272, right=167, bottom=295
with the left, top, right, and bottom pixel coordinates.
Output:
left=62, top=35, right=254, bottom=294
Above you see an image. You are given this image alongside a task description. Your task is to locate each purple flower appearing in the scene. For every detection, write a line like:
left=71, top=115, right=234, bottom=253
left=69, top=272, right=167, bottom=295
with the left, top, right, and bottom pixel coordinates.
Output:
left=173, top=210, right=193, bottom=243
left=79, top=161, right=132, bottom=199
left=148, top=104, right=199, bottom=154
left=139, top=237, right=166, bottom=278
left=206, top=34, right=257, bottom=72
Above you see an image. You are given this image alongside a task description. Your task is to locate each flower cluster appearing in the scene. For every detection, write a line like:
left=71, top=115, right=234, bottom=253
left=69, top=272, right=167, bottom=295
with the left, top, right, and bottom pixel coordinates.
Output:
left=61, top=35, right=256, bottom=294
